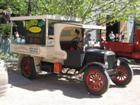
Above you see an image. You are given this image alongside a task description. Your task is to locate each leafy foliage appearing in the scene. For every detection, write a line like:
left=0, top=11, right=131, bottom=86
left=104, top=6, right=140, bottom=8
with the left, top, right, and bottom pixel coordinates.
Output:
left=0, top=0, right=140, bottom=23
left=0, top=23, right=11, bottom=35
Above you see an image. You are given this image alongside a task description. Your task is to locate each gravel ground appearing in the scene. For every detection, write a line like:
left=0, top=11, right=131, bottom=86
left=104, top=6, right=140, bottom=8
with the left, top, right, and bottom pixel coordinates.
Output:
left=0, top=66, right=140, bottom=105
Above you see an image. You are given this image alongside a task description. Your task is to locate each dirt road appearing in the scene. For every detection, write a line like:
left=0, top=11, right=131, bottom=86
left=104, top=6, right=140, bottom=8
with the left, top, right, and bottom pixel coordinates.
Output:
left=0, top=67, right=140, bottom=105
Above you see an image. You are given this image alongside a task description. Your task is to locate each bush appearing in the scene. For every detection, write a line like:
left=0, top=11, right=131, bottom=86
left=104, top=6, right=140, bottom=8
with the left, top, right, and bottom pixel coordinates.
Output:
left=0, top=23, right=11, bottom=36
left=0, top=51, right=7, bottom=60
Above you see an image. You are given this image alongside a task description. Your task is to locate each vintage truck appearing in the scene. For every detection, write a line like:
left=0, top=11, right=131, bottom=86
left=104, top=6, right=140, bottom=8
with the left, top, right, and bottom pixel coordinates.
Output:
left=102, top=18, right=140, bottom=63
left=10, top=15, right=133, bottom=95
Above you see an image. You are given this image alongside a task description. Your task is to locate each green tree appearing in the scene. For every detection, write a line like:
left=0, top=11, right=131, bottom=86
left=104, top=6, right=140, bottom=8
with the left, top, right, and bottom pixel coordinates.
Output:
left=0, top=0, right=140, bottom=23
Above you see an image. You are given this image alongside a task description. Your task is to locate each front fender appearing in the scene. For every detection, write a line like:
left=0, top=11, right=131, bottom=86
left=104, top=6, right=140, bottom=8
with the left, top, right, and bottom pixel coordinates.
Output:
left=118, top=57, right=131, bottom=64
left=79, top=62, right=105, bottom=74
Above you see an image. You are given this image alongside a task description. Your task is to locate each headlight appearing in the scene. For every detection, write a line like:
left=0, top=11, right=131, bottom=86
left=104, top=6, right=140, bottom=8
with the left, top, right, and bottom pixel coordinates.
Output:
left=105, top=61, right=108, bottom=69
left=117, top=59, right=120, bottom=66
left=104, top=55, right=108, bottom=69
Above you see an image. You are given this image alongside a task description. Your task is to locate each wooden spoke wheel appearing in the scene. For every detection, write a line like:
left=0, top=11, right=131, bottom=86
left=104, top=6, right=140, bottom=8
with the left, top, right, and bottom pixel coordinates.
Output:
left=111, top=63, right=133, bottom=86
left=20, top=56, right=36, bottom=79
left=84, top=66, right=109, bottom=96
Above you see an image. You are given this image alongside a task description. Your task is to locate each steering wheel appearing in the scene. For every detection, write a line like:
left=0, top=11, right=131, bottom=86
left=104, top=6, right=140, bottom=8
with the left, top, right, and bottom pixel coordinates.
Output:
left=71, top=37, right=82, bottom=50
left=72, top=36, right=80, bottom=42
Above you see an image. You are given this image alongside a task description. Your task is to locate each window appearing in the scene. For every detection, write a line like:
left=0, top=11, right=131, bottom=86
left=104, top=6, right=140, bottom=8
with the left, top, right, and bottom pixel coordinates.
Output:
left=12, top=19, right=46, bottom=45
left=135, top=20, right=140, bottom=29
left=48, top=24, right=54, bottom=35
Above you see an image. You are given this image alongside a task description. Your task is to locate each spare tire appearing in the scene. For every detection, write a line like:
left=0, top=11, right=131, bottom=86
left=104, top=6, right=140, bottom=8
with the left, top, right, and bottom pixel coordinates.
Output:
left=0, top=60, right=9, bottom=96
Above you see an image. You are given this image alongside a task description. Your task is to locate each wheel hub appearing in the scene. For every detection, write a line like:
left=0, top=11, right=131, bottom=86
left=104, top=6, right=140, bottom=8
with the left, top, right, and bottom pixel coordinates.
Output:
left=114, top=65, right=128, bottom=82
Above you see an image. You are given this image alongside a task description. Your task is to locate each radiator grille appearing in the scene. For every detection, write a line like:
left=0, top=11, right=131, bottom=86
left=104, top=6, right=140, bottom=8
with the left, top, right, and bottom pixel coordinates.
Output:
left=106, top=55, right=116, bottom=69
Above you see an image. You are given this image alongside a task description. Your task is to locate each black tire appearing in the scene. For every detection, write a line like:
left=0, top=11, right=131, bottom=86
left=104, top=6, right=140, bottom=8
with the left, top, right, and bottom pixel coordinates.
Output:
left=84, top=66, right=110, bottom=96
left=111, top=62, right=133, bottom=86
left=20, top=56, right=36, bottom=79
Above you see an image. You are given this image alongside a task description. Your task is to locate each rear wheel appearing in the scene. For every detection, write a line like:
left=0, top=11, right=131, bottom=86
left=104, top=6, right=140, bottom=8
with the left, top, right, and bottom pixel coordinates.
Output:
left=84, top=66, right=109, bottom=96
left=20, top=56, right=36, bottom=79
left=111, top=62, right=133, bottom=86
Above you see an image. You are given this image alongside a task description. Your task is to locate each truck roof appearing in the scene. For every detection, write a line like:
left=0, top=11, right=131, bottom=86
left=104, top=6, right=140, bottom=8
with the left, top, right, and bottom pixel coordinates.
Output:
left=54, top=22, right=106, bottom=30
left=10, top=14, right=81, bottom=22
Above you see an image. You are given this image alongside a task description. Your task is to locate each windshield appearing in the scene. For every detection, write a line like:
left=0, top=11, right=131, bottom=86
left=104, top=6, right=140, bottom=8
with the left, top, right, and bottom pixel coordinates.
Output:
left=135, top=20, right=140, bottom=30
left=127, top=17, right=134, bottom=43
left=105, top=18, right=134, bottom=43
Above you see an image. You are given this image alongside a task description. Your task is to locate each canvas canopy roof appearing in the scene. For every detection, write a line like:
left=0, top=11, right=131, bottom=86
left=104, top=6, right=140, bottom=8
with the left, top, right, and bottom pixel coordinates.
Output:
left=54, top=22, right=106, bottom=30
left=10, top=14, right=81, bottom=22
left=82, top=24, right=106, bottom=30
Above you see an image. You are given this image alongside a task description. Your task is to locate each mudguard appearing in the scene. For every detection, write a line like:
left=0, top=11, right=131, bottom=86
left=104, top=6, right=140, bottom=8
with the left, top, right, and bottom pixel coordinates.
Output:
left=79, top=62, right=106, bottom=74
left=118, top=57, right=131, bottom=64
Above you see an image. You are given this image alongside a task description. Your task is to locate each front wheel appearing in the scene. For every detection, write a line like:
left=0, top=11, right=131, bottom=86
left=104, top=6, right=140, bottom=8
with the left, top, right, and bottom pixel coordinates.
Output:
left=111, top=62, right=133, bottom=86
left=84, top=66, right=109, bottom=96
left=20, top=56, right=37, bottom=79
